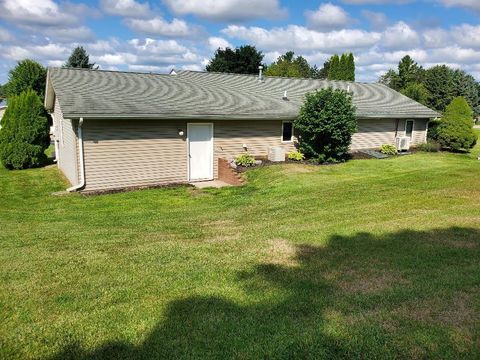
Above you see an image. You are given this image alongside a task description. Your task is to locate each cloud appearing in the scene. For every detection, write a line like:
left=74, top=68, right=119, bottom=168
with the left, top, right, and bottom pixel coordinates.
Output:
left=124, top=17, right=199, bottom=38
left=43, top=26, right=95, bottom=42
left=381, top=21, right=419, bottom=49
left=100, top=0, right=150, bottom=18
left=207, top=37, right=233, bottom=51
left=0, top=0, right=78, bottom=27
left=451, top=24, right=480, bottom=49
left=305, top=3, right=353, bottom=30
left=221, top=25, right=381, bottom=51
left=362, top=10, right=388, bottom=30
left=0, top=0, right=98, bottom=30
left=438, top=0, right=480, bottom=12
left=162, top=0, right=287, bottom=22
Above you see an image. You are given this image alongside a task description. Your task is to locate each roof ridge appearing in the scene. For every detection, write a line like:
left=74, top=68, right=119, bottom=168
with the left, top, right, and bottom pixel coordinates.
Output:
left=49, top=67, right=173, bottom=77
left=177, top=69, right=367, bottom=84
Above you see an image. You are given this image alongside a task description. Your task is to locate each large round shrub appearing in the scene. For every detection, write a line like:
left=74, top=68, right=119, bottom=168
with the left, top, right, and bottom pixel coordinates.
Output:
left=295, top=88, right=357, bottom=162
left=436, top=96, right=477, bottom=151
left=0, top=90, right=50, bottom=169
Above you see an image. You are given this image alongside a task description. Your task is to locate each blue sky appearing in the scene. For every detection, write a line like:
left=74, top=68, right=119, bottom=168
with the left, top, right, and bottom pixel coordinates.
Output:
left=0, top=0, right=479, bottom=83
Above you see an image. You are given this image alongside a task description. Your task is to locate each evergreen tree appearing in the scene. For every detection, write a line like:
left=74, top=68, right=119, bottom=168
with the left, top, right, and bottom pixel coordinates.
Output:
left=5, top=59, right=47, bottom=101
left=206, top=45, right=264, bottom=74
left=397, top=55, right=423, bottom=90
left=424, top=65, right=455, bottom=113
left=346, top=53, right=355, bottom=81
left=437, top=97, right=477, bottom=151
left=0, top=90, right=50, bottom=169
left=339, top=54, right=348, bottom=80
left=328, top=55, right=340, bottom=80
left=65, top=46, right=96, bottom=69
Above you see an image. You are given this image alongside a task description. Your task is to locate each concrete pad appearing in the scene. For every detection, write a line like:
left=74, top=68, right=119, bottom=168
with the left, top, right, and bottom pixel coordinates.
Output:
left=191, top=180, right=232, bottom=189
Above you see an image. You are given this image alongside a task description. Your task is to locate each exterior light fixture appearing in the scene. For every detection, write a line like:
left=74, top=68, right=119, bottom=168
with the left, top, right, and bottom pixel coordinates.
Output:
left=178, top=129, right=184, bottom=136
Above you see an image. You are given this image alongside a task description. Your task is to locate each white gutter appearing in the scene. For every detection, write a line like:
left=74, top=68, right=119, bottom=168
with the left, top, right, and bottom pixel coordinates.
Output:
left=67, top=117, right=85, bottom=192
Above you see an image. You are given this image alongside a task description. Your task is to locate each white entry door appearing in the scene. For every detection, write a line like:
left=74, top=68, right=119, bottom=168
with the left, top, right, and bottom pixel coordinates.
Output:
left=188, top=123, right=214, bottom=181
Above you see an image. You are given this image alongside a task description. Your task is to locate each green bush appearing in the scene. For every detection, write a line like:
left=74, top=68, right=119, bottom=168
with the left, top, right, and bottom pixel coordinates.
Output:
left=235, top=153, right=256, bottom=167
left=295, top=88, right=357, bottom=162
left=380, top=144, right=397, bottom=155
left=436, top=97, right=477, bottom=151
left=0, top=90, right=50, bottom=169
left=416, top=141, right=440, bottom=152
left=287, top=150, right=304, bottom=161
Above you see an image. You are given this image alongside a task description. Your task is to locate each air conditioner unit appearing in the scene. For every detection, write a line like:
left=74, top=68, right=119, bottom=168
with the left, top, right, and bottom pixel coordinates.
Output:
left=395, top=136, right=411, bottom=151
left=268, top=146, right=285, bottom=162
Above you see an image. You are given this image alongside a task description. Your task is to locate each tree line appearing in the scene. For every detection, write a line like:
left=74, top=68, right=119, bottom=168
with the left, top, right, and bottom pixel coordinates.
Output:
left=206, top=45, right=355, bottom=81
left=379, top=55, right=480, bottom=116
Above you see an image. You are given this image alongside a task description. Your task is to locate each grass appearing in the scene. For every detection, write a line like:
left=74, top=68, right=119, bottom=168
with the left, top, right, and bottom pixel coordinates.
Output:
left=1, top=134, right=479, bottom=359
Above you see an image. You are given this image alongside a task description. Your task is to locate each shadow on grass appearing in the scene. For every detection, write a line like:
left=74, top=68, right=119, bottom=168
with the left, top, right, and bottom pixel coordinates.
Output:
left=50, top=227, right=480, bottom=360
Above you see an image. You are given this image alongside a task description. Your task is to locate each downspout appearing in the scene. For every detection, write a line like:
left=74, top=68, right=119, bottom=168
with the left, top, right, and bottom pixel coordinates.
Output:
left=67, top=117, right=85, bottom=192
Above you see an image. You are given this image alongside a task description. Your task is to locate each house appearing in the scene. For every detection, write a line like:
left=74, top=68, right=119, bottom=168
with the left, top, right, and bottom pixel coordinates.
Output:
left=44, top=67, right=439, bottom=192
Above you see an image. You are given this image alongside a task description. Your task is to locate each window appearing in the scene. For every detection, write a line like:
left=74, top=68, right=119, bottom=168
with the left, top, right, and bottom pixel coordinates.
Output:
left=405, top=120, right=414, bottom=139
left=282, top=121, right=293, bottom=142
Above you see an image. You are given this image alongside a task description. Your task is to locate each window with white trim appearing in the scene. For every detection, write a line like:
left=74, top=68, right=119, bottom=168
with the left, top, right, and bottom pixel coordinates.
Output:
left=282, top=121, right=293, bottom=142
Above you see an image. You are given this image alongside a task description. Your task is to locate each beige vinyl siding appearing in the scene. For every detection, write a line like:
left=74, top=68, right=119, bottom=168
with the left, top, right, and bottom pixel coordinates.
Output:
left=82, top=120, right=188, bottom=191
left=350, top=119, right=397, bottom=150
left=80, top=119, right=294, bottom=191
left=351, top=118, right=428, bottom=150
left=213, top=120, right=296, bottom=177
left=54, top=97, right=78, bottom=185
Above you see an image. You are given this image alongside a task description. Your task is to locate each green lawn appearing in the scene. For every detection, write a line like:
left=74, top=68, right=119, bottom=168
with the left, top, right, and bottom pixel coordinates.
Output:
left=1, top=137, right=480, bottom=359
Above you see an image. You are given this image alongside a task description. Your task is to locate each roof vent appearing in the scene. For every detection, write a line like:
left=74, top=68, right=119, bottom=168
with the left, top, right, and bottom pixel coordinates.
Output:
left=282, top=90, right=289, bottom=101
left=258, top=65, right=263, bottom=82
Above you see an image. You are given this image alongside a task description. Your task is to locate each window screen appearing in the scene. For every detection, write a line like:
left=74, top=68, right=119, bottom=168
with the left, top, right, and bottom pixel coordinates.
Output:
left=282, top=122, right=293, bottom=142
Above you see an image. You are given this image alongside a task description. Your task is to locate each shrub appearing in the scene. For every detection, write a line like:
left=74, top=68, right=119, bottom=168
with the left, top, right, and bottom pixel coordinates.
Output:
left=295, top=88, right=357, bottom=162
left=380, top=144, right=397, bottom=155
left=287, top=150, right=304, bottom=161
left=436, top=97, right=477, bottom=151
left=417, top=141, right=440, bottom=152
left=235, top=153, right=255, bottom=167
left=0, top=90, right=50, bottom=169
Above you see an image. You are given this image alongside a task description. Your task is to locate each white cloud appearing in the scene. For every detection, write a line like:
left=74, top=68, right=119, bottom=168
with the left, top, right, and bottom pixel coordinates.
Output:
left=362, top=10, right=388, bottom=30
left=222, top=25, right=381, bottom=51
left=422, top=28, right=450, bottom=48
left=0, top=0, right=85, bottom=26
left=381, top=21, right=419, bottom=49
left=43, top=26, right=95, bottom=42
left=100, top=0, right=150, bottom=18
left=305, top=3, right=352, bottom=30
left=207, top=37, right=233, bottom=51
left=438, top=0, right=480, bottom=12
left=163, top=0, right=287, bottom=22
left=124, top=17, right=198, bottom=37
left=451, top=24, right=480, bottom=49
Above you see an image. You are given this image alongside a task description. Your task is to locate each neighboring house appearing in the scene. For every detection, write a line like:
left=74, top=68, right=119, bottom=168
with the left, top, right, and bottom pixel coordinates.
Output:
left=44, top=67, right=439, bottom=192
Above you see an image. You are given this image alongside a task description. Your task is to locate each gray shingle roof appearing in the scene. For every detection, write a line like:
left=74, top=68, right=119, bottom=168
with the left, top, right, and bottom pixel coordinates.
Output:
left=47, top=67, right=439, bottom=120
